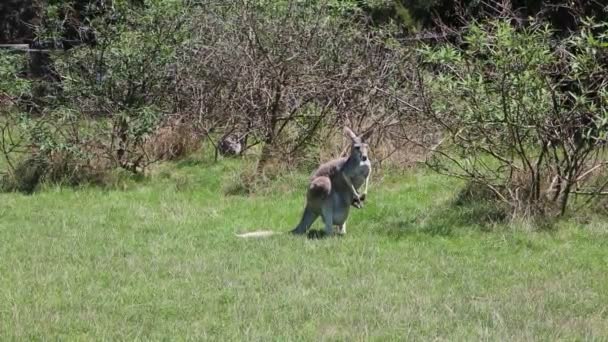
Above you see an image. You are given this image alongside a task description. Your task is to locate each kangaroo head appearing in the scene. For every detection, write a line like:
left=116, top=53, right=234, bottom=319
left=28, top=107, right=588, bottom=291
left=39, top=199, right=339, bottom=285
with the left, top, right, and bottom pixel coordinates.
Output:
left=344, top=127, right=371, bottom=163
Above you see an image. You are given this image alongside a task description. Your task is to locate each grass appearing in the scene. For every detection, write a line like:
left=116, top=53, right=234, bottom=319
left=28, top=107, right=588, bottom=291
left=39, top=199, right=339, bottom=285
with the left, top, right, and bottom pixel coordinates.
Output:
left=1, top=155, right=608, bottom=340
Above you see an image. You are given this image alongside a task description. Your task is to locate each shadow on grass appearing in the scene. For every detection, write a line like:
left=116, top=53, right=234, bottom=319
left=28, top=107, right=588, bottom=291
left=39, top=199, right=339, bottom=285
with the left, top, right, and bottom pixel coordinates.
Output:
left=377, top=190, right=509, bottom=239
left=306, top=229, right=327, bottom=239
left=77, top=170, right=149, bottom=193
left=306, top=229, right=351, bottom=239
left=175, top=157, right=206, bottom=169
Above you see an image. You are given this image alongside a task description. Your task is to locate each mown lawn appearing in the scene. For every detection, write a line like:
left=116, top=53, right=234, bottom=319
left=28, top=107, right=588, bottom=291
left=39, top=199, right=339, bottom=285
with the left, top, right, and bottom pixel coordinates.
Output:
left=1, top=156, right=607, bottom=340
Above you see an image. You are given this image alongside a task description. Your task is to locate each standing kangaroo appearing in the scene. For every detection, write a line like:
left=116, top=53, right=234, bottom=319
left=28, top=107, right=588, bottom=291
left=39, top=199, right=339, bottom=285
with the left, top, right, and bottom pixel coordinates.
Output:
left=236, top=127, right=371, bottom=238
left=291, top=127, right=372, bottom=236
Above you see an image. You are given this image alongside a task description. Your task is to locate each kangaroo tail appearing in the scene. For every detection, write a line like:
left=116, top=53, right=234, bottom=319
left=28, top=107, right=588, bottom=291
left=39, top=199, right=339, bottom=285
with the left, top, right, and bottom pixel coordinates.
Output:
left=235, top=230, right=280, bottom=238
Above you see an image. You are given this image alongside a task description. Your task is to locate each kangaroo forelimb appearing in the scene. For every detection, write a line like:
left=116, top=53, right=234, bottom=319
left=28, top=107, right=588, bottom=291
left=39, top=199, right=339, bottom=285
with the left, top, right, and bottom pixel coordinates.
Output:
left=341, top=172, right=360, bottom=198
left=341, top=172, right=365, bottom=209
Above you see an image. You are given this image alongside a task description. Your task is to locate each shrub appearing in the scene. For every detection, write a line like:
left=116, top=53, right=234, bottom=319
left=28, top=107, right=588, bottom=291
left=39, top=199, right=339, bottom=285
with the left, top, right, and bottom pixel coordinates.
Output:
left=145, top=120, right=201, bottom=161
left=178, top=1, right=413, bottom=172
left=40, top=0, right=192, bottom=173
left=417, top=19, right=608, bottom=217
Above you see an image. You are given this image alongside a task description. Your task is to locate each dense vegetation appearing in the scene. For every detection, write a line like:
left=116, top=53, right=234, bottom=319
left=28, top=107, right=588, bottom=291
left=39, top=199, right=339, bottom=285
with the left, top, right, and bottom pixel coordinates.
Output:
left=1, top=1, right=607, bottom=211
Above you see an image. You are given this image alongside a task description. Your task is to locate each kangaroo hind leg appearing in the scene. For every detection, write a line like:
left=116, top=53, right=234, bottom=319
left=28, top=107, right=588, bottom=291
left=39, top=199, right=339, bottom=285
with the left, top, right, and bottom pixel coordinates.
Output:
left=321, top=204, right=334, bottom=236
left=307, top=176, right=331, bottom=201
left=336, top=222, right=346, bottom=236
left=292, top=176, right=329, bottom=235
left=291, top=207, right=318, bottom=235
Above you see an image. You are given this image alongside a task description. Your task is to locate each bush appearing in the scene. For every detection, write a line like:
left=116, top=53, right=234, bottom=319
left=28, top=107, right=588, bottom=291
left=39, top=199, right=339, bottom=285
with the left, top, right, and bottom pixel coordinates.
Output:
left=145, top=120, right=202, bottom=161
left=417, top=19, right=608, bottom=217
left=38, top=0, right=192, bottom=173
left=1, top=154, right=47, bottom=193
left=178, top=0, right=413, bottom=172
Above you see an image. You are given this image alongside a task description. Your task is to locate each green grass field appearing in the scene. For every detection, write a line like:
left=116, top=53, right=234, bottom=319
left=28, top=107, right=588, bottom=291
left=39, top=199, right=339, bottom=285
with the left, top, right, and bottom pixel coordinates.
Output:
left=1, top=156, right=607, bottom=340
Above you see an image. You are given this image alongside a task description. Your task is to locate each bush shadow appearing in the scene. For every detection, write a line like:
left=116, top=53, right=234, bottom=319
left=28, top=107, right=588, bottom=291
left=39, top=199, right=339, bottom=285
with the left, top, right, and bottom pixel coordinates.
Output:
left=377, top=183, right=509, bottom=239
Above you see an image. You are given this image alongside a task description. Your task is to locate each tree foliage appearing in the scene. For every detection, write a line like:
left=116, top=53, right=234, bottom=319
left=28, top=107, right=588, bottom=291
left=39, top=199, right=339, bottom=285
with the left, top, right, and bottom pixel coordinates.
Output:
left=417, top=19, right=608, bottom=216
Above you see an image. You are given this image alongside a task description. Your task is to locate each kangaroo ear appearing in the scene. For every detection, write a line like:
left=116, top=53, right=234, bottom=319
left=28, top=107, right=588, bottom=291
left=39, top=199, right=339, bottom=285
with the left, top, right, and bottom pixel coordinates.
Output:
left=359, top=129, right=373, bottom=142
left=344, top=127, right=358, bottom=141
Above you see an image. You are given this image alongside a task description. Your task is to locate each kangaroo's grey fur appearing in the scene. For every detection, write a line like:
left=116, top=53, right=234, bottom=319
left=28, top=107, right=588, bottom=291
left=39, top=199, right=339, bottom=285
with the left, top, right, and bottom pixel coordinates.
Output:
left=290, top=127, right=372, bottom=236
left=236, top=127, right=371, bottom=238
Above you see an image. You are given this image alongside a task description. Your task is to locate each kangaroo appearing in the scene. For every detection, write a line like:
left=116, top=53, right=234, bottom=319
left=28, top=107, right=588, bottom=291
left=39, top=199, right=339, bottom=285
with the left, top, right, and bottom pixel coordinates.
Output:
left=236, top=127, right=372, bottom=238
left=290, top=127, right=372, bottom=236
